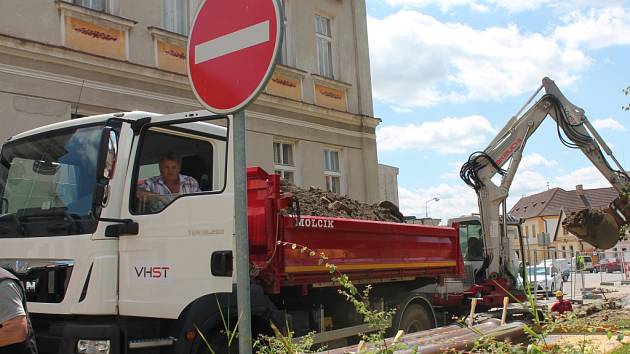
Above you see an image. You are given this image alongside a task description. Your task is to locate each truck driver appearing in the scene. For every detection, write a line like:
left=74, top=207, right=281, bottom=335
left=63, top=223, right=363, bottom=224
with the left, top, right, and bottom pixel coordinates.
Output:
left=136, top=153, right=201, bottom=211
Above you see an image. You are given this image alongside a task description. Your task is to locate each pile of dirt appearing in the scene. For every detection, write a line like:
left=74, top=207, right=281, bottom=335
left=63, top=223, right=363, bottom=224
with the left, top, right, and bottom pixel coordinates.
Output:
left=279, top=180, right=404, bottom=223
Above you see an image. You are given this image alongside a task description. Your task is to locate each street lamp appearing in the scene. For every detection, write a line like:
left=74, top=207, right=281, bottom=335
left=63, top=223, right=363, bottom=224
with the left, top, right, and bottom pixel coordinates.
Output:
left=425, top=197, right=440, bottom=218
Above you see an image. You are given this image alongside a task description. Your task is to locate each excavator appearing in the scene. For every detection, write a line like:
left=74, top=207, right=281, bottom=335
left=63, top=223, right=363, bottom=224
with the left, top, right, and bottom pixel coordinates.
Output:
left=459, top=77, right=630, bottom=292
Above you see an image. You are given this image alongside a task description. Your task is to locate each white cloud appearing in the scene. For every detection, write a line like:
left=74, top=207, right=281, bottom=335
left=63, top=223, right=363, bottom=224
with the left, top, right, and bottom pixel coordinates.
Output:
left=510, top=170, right=549, bottom=197
left=592, top=117, right=627, bottom=131
left=399, top=185, right=478, bottom=224
left=377, top=115, right=495, bottom=153
left=554, top=166, right=611, bottom=190
left=519, top=153, right=559, bottom=170
left=489, top=0, right=553, bottom=12
left=383, top=0, right=486, bottom=12
left=381, top=0, right=625, bottom=13
left=440, top=161, right=464, bottom=179
left=554, top=7, right=630, bottom=49
left=368, top=11, right=591, bottom=108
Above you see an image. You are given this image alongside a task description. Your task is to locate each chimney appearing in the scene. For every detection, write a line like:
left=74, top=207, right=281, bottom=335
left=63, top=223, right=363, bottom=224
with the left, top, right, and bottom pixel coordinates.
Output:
left=575, top=184, right=584, bottom=195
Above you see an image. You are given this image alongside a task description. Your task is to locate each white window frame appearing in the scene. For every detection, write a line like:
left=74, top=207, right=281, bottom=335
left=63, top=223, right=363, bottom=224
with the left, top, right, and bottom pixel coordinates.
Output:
left=278, top=0, right=291, bottom=66
left=315, top=14, right=333, bottom=78
left=66, top=0, right=107, bottom=12
left=323, top=149, right=341, bottom=194
left=273, top=141, right=296, bottom=183
left=163, top=0, right=189, bottom=36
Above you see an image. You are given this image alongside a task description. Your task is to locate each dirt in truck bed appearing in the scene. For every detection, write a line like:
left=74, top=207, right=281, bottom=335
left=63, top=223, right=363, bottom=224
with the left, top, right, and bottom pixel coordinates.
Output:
left=279, top=180, right=404, bottom=223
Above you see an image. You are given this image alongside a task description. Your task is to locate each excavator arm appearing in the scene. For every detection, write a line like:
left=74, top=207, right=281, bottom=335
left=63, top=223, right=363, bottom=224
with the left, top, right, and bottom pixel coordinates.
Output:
left=460, top=77, right=630, bottom=280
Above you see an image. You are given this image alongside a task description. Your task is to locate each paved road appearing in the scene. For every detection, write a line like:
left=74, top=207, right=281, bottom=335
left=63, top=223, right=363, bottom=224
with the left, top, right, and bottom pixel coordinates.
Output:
left=527, top=271, right=629, bottom=301
left=562, top=271, right=630, bottom=300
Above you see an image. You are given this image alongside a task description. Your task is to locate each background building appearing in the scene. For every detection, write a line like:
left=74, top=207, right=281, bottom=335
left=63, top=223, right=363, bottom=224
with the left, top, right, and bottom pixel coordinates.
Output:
left=0, top=0, right=389, bottom=203
left=510, top=185, right=619, bottom=261
left=378, top=163, right=399, bottom=205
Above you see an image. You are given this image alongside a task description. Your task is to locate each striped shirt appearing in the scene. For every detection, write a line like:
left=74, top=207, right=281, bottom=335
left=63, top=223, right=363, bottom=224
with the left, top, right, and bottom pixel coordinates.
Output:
left=139, top=174, right=201, bottom=195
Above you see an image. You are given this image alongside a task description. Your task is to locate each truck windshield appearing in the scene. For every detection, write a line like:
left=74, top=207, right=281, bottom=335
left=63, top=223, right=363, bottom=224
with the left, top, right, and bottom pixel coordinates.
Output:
left=0, top=125, right=105, bottom=237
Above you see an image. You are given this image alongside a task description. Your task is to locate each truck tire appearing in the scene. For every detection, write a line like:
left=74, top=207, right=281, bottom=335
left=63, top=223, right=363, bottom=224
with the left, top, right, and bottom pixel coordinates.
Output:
left=398, top=304, right=433, bottom=334
left=195, top=328, right=238, bottom=354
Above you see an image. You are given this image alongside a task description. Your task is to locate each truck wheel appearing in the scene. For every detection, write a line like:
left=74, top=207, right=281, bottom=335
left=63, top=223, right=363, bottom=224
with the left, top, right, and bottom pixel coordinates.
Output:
left=399, top=304, right=433, bottom=334
left=195, top=329, right=239, bottom=354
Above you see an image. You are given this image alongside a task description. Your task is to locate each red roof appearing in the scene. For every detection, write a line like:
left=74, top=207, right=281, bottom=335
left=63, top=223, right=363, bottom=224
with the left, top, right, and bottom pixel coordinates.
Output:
left=510, top=187, right=618, bottom=219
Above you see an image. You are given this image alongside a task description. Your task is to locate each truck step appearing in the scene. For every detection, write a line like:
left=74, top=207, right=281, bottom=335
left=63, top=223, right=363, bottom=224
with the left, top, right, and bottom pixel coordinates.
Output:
left=129, top=337, right=176, bottom=349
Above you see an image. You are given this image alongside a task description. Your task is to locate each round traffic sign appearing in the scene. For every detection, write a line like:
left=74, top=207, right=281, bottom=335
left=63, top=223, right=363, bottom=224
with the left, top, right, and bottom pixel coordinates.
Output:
left=187, top=0, right=282, bottom=114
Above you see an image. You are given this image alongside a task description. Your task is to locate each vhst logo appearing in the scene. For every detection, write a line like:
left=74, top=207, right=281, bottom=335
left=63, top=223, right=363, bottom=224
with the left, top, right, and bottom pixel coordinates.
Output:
left=134, top=266, right=170, bottom=279
left=296, top=218, right=334, bottom=229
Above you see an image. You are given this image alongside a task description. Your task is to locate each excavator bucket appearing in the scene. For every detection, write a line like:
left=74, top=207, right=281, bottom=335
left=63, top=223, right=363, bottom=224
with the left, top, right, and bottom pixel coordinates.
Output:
left=563, top=197, right=630, bottom=250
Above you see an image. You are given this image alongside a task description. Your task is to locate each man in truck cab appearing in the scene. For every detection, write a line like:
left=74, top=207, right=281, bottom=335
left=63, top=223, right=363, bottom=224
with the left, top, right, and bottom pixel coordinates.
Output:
left=136, top=152, right=201, bottom=211
left=0, top=267, right=38, bottom=353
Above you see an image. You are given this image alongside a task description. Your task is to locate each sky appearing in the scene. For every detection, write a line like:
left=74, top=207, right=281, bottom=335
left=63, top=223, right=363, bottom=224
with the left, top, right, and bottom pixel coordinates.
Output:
left=365, top=0, right=630, bottom=223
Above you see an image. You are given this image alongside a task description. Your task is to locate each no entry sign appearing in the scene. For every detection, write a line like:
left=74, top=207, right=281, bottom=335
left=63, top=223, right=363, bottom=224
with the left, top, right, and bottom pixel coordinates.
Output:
left=187, top=0, right=283, bottom=114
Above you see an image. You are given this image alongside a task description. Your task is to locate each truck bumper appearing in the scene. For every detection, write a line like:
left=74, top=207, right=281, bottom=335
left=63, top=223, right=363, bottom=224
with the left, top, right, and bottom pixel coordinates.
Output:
left=32, top=316, right=121, bottom=354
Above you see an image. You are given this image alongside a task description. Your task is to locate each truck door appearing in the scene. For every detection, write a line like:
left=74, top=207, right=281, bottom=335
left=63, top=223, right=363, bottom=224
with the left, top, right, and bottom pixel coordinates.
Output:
left=117, top=111, right=234, bottom=319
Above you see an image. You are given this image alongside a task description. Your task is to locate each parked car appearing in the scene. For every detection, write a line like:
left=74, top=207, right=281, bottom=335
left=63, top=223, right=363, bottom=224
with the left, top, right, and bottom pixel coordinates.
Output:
left=538, top=259, right=570, bottom=281
left=527, top=265, right=563, bottom=294
left=596, top=258, right=622, bottom=273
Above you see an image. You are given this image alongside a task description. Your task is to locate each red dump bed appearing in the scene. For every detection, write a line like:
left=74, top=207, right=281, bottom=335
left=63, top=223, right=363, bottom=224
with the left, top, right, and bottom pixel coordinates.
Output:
left=247, top=167, right=463, bottom=294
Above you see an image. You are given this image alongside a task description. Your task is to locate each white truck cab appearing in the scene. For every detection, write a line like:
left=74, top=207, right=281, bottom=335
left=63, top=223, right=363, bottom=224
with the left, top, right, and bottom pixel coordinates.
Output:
left=0, top=111, right=243, bottom=353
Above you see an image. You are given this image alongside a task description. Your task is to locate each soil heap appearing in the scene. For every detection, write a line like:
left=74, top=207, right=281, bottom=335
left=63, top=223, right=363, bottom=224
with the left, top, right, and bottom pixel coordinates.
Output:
left=279, top=180, right=404, bottom=223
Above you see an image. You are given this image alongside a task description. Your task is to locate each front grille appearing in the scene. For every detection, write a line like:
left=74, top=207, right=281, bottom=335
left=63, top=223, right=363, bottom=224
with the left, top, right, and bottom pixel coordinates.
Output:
left=0, top=259, right=74, bottom=303
left=23, top=265, right=73, bottom=303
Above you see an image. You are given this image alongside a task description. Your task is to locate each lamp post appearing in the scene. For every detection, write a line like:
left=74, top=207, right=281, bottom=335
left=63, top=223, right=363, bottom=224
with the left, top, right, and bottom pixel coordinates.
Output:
left=425, top=197, right=440, bottom=218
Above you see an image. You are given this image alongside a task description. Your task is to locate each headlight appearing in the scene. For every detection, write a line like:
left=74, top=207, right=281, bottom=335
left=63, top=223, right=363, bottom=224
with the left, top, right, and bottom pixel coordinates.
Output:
left=77, top=339, right=110, bottom=354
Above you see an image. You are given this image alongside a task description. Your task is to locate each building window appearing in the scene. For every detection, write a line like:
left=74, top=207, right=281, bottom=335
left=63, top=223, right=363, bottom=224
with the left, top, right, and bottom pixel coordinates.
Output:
left=278, top=0, right=289, bottom=65
left=163, top=0, right=189, bottom=35
left=315, top=14, right=333, bottom=78
left=273, top=141, right=295, bottom=183
left=66, top=0, right=106, bottom=11
left=525, top=226, right=529, bottom=238
left=532, top=225, right=536, bottom=237
left=323, top=149, right=341, bottom=194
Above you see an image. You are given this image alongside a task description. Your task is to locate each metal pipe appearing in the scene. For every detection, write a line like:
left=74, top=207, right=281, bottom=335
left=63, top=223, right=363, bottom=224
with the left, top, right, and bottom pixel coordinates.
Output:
left=534, top=251, right=538, bottom=298
left=328, top=320, right=527, bottom=354
left=502, top=201, right=508, bottom=276
left=234, top=111, right=253, bottom=354
left=518, top=222, right=527, bottom=290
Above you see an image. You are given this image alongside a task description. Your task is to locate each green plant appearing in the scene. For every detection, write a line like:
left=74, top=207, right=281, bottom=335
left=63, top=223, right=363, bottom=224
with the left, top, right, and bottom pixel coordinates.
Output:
left=195, top=296, right=241, bottom=354
left=275, top=241, right=400, bottom=353
left=472, top=335, right=525, bottom=353
left=610, top=343, right=630, bottom=354
left=253, top=321, right=321, bottom=354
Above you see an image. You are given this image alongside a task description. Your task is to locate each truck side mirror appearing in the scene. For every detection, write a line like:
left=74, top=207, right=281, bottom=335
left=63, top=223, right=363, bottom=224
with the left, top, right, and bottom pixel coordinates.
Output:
left=96, top=127, right=118, bottom=181
left=93, top=128, right=118, bottom=209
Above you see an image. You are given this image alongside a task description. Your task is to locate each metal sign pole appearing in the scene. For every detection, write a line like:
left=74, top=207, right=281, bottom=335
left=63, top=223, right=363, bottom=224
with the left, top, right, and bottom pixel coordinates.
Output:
left=234, top=110, right=252, bottom=354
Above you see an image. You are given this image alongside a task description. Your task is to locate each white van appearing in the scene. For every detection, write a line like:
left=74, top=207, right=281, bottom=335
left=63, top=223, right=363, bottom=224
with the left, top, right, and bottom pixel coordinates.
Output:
left=582, top=255, right=594, bottom=273
left=537, top=258, right=570, bottom=281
